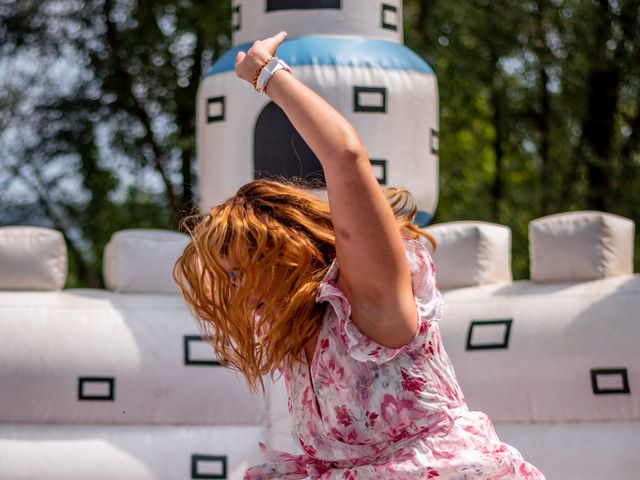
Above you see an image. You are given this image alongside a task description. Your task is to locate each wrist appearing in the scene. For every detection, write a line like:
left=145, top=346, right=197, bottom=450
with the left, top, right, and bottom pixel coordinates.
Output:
left=263, top=67, right=292, bottom=96
left=251, top=57, right=272, bottom=90
left=255, top=56, right=292, bottom=94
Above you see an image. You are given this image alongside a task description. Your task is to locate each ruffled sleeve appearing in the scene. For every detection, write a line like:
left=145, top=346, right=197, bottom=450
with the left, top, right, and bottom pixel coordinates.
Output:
left=315, top=237, right=442, bottom=365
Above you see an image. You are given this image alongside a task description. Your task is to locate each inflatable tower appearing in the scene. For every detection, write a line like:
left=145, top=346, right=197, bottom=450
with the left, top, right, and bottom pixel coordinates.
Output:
left=197, top=0, right=439, bottom=225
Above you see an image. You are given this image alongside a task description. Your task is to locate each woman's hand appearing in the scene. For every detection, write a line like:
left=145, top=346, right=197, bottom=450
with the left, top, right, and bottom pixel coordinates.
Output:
left=234, top=31, right=288, bottom=85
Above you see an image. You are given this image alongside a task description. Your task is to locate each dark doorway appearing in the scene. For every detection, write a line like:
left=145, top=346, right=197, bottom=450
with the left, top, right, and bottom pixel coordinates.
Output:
left=254, top=102, right=325, bottom=185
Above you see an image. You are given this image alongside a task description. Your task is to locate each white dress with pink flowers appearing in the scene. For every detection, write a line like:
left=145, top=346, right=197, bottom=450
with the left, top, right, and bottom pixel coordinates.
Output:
left=245, top=239, right=545, bottom=479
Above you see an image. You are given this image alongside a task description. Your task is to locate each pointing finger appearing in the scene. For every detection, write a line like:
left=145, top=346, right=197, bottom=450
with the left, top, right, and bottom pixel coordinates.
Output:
left=265, top=31, right=288, bottom=52
left=273, top=31, right=287, bottom=44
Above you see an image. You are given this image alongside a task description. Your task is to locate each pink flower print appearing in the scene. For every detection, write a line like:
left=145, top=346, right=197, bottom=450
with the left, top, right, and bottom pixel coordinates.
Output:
left=364, top=410, right=378, bottom=428
left=426, top=340, right=435, bottom=356
left=401, top=369, right=428, bottom=394
left=320, top=338, right=330, bottom=352
left=316, top=357, right=348, bottom=390
left=298, top=436, right=317, bottom=456
left=426, top=467, right=440, bottom=478
left=380, top=394, right=417, bottom=424
left=466, top=425, right=480, bottom=435
left=302, top=385, right=314, bottom=409
left=335, top=405, right=354, bottom=427
left=391, top=429, right=411, bottom=443
left=419, top=320, right=429, bottom=336
left=315, top=367, right=336, bottom=389
left=342, top=469, right=356, bottom=480
left=329, top=427, right=360, bottom=444
left=379, top=394, right=426, bottom=441
left=431, top=447, right=455, bottom=461
left=328, top=357, right=346, bottom=382
left=330, top=427, right=346, bottom=442
left=519, top=463, right=537, bottom=478
left=492, top=444, right=508, bottom=456
left=354, top=373, right=374, bottom=405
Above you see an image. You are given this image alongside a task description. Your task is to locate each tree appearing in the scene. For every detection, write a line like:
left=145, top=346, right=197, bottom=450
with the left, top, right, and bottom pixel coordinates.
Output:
left=404, top=0, right=640, bottom=276
left=2, top=0, right=639, bottom=284
left=1, top=0, right=232, bottom=286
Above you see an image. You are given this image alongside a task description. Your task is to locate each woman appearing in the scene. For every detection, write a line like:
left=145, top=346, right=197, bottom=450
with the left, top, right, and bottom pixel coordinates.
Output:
left=175, top=32, right=545, bottom=479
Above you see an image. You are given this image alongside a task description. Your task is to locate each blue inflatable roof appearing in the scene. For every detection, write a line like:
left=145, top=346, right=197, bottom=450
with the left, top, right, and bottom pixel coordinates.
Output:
left=206, top=36, right=434, bottom=76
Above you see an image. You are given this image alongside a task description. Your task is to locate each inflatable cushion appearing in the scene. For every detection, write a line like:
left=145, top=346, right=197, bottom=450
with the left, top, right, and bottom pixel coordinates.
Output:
left=103, top=229, right=190, bottom=294
left=529, top=211, right=634, bottom=283
left=0, top=226, right=67, bottom=290
left=424, top=221, right=512, bottom=289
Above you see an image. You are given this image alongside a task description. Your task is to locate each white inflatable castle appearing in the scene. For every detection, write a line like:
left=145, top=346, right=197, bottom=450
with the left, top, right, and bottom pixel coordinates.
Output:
left=1, top=2, right=639, bottom=479
left=198, top=0, right=439, bottom=225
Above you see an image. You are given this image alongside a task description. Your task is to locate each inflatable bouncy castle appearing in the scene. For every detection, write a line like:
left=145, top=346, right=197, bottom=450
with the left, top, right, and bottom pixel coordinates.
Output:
left=1, top=1, right=638, bottom=479
left=197, top=0, right=439, bottom=224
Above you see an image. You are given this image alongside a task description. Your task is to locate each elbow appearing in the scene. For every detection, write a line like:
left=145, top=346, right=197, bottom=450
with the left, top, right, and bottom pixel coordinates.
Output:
left=340, top=137, right=367, bottom=163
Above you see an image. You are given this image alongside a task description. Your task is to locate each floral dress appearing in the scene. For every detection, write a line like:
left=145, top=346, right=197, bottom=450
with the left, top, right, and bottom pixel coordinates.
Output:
left=245, top=239, right=545, bottom=479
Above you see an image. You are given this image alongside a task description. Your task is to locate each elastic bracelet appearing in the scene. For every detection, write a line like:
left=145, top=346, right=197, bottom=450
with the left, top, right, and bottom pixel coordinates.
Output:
left=255, top=56, right=292, bottom=94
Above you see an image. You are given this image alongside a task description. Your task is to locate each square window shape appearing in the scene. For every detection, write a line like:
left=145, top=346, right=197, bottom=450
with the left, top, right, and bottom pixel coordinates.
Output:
left=381, top=3, right=398, bottom=31
left=184, top=335, right=220, bottom=366
left=207, top=96, right=225, bottom=123
left=370, top=159, right=388, bottom=185
left=353, top=86, right=387, bottom=113
left=231, top=4, right=241, bottom=32
left=591, top=368, right=630, bottom=395
left=466, top=319, right=512, bottom=350
left=430, top=128, right=439, bottom=154
left=78, top=377, right=115, bottom=401
left=191, top=455, right=227, bottom=479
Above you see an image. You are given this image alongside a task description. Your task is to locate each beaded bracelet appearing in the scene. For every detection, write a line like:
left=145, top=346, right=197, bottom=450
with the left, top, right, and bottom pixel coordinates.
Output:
left=251, top=57, right=272, bottom=91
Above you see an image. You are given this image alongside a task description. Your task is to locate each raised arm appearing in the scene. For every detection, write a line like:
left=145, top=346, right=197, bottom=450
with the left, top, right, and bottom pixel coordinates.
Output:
left=235, top=32, right=418, bottom=348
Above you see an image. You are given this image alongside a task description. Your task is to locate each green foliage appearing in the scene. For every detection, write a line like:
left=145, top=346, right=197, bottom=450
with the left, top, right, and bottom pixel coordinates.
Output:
left=2, top=0, right=640, bottom=284
left=405, top=0, right=640, bottom=277
left=1, top=0, right=231, bottom=287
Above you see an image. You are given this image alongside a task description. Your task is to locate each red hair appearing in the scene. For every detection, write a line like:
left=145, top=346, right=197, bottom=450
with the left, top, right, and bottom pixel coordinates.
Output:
left=174, top=179, right=433, bottom=392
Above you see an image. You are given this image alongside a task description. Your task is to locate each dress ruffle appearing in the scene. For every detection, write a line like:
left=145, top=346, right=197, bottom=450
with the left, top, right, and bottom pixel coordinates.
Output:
left=244, top=409, right=544, bottom=479
left=244, top=443, right=326, bottom=480
left=315, top=238, right=442, bottom=365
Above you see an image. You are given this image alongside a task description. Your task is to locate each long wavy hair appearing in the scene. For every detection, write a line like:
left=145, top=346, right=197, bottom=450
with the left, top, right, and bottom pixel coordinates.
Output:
left=174, top=179, right=434, bottom=393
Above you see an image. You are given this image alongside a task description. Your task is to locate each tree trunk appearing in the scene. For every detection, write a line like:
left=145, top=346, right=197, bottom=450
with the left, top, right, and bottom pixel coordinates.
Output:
left=490, top=85, right=505, bottom=222
left=534, top=0, right=552, bottom=214
left=581, top=1, right=621, bottom=211
left=103, top=0, right=180, bottom=219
